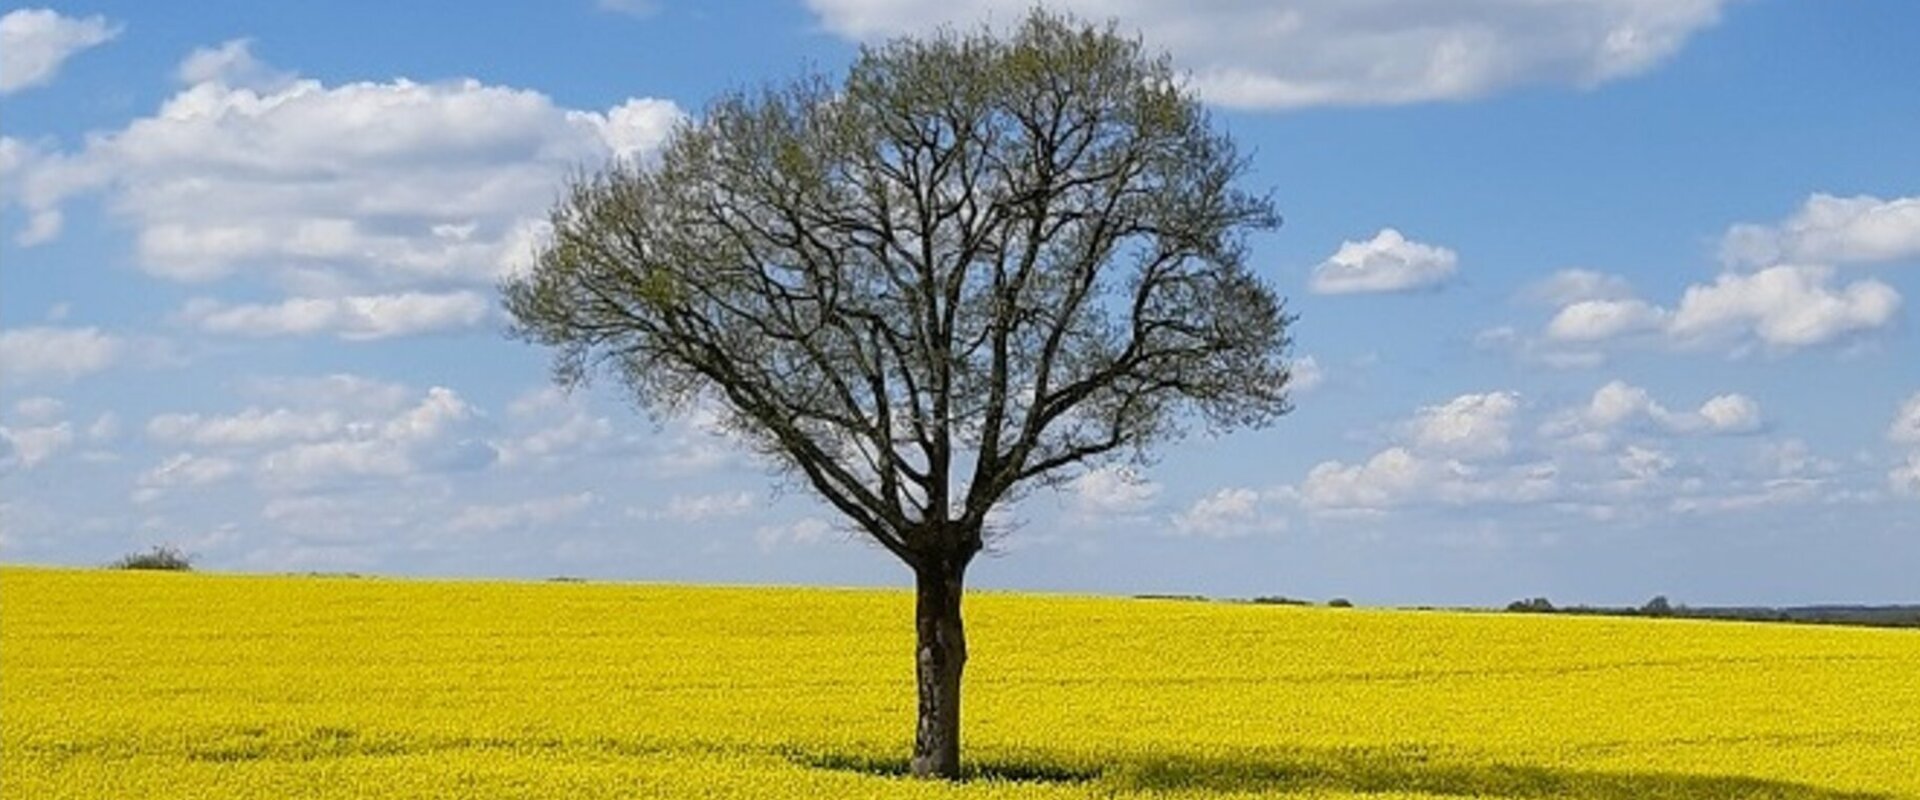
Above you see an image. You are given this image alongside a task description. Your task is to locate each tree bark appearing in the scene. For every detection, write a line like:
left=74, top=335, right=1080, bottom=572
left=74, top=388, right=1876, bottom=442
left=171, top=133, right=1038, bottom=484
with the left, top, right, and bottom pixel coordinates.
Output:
left=910, top=558, right=968, bottom=779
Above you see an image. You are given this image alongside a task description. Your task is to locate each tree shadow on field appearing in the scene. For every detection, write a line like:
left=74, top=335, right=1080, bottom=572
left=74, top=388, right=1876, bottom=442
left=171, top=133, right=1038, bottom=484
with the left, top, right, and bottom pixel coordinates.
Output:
left=792, top=745, right=1891, bottom=799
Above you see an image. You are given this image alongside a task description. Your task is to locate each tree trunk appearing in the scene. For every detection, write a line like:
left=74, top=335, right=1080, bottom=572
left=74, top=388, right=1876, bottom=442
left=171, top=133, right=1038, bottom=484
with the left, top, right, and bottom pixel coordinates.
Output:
left=910, top=559, right=967, bottom=779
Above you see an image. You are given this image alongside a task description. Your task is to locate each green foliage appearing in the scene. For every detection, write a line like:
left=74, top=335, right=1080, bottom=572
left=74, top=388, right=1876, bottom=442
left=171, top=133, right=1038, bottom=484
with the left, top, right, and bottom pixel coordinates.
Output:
left=1641, top=595, right=1675, bottom=617
left=501, top=8, right=1294, bottom=560
left=108, top=544, right=193, bottom=571
left=1506, top=597, right=1556, bottom=613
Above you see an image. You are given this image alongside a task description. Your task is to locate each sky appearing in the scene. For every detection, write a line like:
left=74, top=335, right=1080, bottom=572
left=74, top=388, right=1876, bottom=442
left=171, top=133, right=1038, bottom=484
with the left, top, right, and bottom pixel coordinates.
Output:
left=1, top=0, right=1916, bottom=606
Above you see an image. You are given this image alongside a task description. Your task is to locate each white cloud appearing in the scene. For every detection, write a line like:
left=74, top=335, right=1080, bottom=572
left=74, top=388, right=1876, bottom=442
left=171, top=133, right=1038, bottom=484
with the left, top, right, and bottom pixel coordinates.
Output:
left=1289, top=355, right=1324, bottom=395
left=1694, top=393, right=1762, bottom=434
left=241, top=373, right=413, bottom=416
left=1407, top=391, right=1520, bottom=460
left=1891, top=454, right=1920, bottom=497
left=1545, top=380, right=1762, bottom=440
left=1067, top=465, right=1162, bottom=517
left=12, top=396, right=64, bottom=423
left=179, top=291, right=491, bottom=340
left=1722, top=194, right=1920, bottom=269
left=1669, top=478, right=1827, bottom=515
left=0, top=326, right=121, bottom=383
left=1522, top=269, right=1637, bottom=307
left=1888, top=392, right=1920, bottom=446
left=0, top=8, right=120, bottom=94
left=16, top=208, right=62, bottom=245
left=495, top=387, right=621, bottom=469
left=175, top=38, right=294, bottom=91
left=1310, top=229, right=1457, bottom=294
left=8, top=50, right=682, bottom=291
left=1544, top=298, right=1668, bottom=342
left=755, top=517, right=836, bottom=551
left=134, top=453, right=241, bottom=501
left=255, top=386, right=497, bottom=489
left=1667, top=265, right=1900, bottom=350
left=806, top=0, right=1729, bottom=109
left=148, top=407, right=343, bottom=448
left=86, top=412, right=119, bottom=442
left=1615, top=445, right=1674, bottom=484
left=0, top=421, right=73, bottom=469
left=1893, top=394, right=1920, bottom=499
left=1298, top=446, right=1559, bottom=512
left=1756, top=439, right=1833, bottom=480
left=1172, top=488, right=1286, bottom=538
left=1522, top=266, right=1900, bottom=355
left=446, top=492, right=595, bottom=534
left=1473, top=325, right=1607, bottom=370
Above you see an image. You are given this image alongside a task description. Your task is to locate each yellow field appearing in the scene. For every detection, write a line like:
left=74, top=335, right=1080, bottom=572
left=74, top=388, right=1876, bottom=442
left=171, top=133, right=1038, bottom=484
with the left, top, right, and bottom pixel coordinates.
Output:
left=2, top=567, right=1916, bottom=799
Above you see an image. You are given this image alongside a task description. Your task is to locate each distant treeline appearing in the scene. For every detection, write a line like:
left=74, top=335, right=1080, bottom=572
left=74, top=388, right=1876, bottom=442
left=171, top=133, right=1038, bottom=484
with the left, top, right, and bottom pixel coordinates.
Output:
left=1504, top=596, right=1920, bottom=629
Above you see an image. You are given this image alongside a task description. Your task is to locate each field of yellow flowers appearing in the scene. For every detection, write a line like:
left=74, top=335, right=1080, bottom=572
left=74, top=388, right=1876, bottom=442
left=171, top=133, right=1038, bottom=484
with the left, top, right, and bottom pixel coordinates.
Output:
left=3, top=566, right=1916, bottom=799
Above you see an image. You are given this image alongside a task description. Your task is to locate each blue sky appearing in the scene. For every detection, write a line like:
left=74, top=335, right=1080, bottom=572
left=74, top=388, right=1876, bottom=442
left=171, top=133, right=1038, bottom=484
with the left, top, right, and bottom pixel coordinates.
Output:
left=2, top=0, right=1915, bottom=606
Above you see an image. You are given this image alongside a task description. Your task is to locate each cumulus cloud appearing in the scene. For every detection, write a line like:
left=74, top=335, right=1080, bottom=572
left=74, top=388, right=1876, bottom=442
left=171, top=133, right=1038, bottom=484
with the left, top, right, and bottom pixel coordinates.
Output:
left=12, top=396, right=64, bottom=423
left=1891, top=392, right=1920, bottom=446
left=234, top=385, right=497, bottom=490
left=1283, top=381, right=1794, bottom=518
left=1288, top=388, right=1562, bottom=514
left=1721, top=194, right=1920, bottom=269
left=1893, top=393, right=1920, bottom=498
left=174, top=38, right=294, bottom=91
left=1667, top=265, right=1900, bottom=350
left=806, top=0, right=1729, bottom=109
left=0, top=326, right=122, bottom=383
left=1298, top=447, right=1559, bottom=512
left=1520, top=265, right=1900, bottom=355
left=0, top=421, right=73, bottom=470
left=1406, top=391, right=1520, bottom=459
left=1544, top=380, right=1762, bottom=441
left=1067, top=465, right=1162, bottom=517
left=178, top=291, right=491, bottom=340
left=133, top=452, right=241, bottom=503
left=148, top=407, right=343, bottom=448
left=7, top=46, right=683, bottom=292
left=1172, top=487, right=1286, bottom=538
left=1289, top=355, right=1324, bottom=395
left=755, top=517, right=836, bottom=551
left=494, top=387, right=621, bottom=469
left=0, top=8, right=120, bottom=94
left=1892, top=454, right=1920, bottom=497
left=1310, top=228, right=1457, bottom=294
left=1544, top=298, right=1668, bottom=342
left=1473, top=325, right=1607, bottom=370
left=1521, top=269, right=1638, bottom=307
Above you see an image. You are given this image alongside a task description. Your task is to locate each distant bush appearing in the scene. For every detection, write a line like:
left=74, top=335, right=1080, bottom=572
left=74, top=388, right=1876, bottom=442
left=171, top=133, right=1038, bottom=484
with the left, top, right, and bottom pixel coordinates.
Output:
left=1328, top=598, right=1353, bottom=608
left=1251, top=596, right=1310, bottom=606
left=1506, top=597, right=1555, bottom=613
left=109, top=545, right=193, bottom=571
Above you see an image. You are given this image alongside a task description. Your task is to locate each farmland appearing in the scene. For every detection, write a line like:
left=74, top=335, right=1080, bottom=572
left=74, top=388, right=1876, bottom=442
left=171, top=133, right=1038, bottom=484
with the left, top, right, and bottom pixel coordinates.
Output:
left=3, top=567, right=1916, bottom=799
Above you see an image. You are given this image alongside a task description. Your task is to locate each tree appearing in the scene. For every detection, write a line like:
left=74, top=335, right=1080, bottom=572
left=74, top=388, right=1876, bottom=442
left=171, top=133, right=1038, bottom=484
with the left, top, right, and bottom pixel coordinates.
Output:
left=503, top=11, right=1295, bottom=779
left=1641, top=595, right=1674, bottom=617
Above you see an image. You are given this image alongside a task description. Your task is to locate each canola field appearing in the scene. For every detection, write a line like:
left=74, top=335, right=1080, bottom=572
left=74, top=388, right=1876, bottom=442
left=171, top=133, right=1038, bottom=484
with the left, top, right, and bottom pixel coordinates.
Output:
left=3, top=567, right=1917, bottom=799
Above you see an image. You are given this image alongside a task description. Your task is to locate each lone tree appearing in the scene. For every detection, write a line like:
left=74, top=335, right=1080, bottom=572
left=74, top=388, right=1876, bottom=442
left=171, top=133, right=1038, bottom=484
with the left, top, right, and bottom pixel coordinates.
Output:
left=504, top=12, right=1294, bottom=779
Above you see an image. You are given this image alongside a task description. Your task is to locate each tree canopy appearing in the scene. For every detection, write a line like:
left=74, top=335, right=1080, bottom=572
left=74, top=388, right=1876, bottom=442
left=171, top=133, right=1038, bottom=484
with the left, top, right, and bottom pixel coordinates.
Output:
left=503, top=11, right=1295, bottom=778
